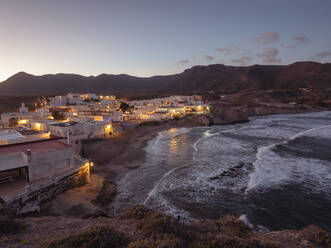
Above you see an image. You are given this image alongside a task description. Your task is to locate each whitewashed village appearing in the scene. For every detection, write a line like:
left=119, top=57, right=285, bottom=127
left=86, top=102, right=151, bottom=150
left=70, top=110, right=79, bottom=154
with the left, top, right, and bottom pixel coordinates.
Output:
left=0, top=93, right=209, bottom=214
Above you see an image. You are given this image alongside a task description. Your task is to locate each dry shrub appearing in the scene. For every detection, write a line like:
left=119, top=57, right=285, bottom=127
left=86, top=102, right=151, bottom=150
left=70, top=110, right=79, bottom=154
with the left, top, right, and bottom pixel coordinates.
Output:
left=121, top=206, right=193, bottom=243
left=0, top=215, right=23, bottom=234
left=215, top=215, right=252, bottom=239
left=42, top=225, right=130, bottom=248
left=296, top=225, right=330, bottom=246
left=120, top=205, right=155, bottom=220
left=127, top=234, right=182, bottom=248
left=193, top=235, right=281, bottom=248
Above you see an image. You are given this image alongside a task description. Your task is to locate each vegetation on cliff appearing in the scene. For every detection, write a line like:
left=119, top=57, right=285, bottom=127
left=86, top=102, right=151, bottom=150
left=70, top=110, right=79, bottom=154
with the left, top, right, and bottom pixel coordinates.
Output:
left=38, top=206, right=330, bottom=248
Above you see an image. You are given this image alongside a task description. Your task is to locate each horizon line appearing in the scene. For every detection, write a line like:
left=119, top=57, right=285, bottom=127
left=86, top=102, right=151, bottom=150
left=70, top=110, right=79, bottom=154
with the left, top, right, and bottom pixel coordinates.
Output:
left=1, top=60, right=327, bottom=83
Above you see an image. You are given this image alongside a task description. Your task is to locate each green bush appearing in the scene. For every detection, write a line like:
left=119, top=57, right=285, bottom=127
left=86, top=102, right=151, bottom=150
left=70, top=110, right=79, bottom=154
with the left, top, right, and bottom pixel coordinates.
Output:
left=42, top=225, right=130, bottom=248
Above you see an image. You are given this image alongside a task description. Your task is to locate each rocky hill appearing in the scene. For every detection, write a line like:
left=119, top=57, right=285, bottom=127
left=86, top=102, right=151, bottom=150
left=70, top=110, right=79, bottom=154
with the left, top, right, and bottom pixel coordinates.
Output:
left=0, top=62, right=331, bottom=96
left=1, top=205, right=330, bottom=248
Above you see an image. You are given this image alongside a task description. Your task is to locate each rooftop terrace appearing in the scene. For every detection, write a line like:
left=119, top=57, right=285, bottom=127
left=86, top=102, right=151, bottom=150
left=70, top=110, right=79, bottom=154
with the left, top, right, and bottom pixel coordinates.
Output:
left=0, top=139, right=71, bottom=155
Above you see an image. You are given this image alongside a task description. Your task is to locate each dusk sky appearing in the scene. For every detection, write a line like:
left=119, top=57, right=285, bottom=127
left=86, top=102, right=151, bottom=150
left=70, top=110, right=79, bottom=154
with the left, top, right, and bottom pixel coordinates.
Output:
left=1, top=0, right=331, bottom=81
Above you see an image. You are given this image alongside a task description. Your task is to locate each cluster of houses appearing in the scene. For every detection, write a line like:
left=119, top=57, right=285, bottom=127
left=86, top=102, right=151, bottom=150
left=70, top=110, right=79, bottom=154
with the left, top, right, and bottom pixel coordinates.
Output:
left=0, top=93, right=209, bottom=204
left=128, top=95, right=209, bottom=121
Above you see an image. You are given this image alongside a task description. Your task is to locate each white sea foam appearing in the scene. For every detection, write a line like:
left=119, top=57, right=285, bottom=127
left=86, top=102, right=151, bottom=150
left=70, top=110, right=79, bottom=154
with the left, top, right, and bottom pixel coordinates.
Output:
left=144, top=164, right=189, bottom=204
left=113, top=111, right=331, bottom=223
left=247, top=125, right=331, bottom=192
left=289, top=125, right=331, bottom=140
left=192, top=127, right=242, bottom=152
left=239, top=214, right=254, bottom=229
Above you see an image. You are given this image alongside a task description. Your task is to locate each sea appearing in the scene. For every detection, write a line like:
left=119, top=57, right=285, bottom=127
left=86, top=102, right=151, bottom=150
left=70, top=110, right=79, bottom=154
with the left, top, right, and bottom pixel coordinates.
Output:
left=112, top=111, right=331, bottom=232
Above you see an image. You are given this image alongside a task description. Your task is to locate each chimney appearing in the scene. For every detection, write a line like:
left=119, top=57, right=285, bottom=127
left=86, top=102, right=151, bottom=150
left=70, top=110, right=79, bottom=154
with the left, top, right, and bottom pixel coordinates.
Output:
left=67, top=131, right=72, bottom=145
left=26, top=149, right=32, bottom=163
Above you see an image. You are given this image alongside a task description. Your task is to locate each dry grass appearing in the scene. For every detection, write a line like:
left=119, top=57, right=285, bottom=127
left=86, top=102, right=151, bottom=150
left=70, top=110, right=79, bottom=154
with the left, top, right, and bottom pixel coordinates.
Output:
left=192, top=236, right=281, bottom=248
left=215, top=215, right=252, bottom=238
left=23, top=206, right=329, bottom=248
left=296, top=225, right=330, bottom=247
left=127, top=235, right=182, bottom=248
left=121, top=205, right=193, bottom=246
left=41, top=225, right=130, bottom=248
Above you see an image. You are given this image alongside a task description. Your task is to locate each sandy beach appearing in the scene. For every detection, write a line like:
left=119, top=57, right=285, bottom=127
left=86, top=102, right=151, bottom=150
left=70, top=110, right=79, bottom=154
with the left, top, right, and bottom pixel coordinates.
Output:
left=40, top=119, right=201, bottom=218
left=82, top=119, right=201, bottom=181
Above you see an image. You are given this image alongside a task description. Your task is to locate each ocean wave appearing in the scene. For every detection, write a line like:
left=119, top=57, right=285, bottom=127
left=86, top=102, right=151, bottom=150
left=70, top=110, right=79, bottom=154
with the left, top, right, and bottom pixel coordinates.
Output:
left=247, top=125, right=331, bottom=192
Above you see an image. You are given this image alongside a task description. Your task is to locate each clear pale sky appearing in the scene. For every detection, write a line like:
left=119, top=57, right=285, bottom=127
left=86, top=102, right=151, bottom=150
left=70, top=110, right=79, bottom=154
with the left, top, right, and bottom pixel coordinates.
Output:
left=0, top=0, right=331, bottom=81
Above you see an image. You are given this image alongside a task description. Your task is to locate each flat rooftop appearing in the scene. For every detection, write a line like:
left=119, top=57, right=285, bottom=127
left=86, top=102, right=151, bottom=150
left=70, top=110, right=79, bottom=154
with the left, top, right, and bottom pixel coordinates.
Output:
left=50, top=121, right=79, bottom=127
left=0, top=139, right=71, bottom=155
left=0, top=127, right=43, bottom=136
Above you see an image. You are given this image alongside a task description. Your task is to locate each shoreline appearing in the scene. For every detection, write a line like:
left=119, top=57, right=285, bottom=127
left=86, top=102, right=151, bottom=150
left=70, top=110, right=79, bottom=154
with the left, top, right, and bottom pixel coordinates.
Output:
left=1, top=111, right=331, bottom=247
left=82, top=119, right=202, bottom=181
left=40, top=108, right=330, bottom=219
left=82, top=107, right=329, bottom=185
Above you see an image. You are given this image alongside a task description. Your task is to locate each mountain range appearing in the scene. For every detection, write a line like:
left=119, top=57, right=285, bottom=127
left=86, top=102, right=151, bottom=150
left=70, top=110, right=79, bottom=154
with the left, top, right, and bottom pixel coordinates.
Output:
left=0, top=61, right=331, bottom=96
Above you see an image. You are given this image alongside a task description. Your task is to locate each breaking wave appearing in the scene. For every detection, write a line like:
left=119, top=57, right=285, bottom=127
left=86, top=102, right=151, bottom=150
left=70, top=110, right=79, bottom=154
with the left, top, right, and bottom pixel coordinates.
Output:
left=113, top=111, right=331, bottom=231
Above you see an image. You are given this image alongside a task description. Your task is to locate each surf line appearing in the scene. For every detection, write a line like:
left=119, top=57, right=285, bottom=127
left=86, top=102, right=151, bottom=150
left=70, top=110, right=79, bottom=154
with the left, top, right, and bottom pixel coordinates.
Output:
left=246, top=124, right=331, bottom=193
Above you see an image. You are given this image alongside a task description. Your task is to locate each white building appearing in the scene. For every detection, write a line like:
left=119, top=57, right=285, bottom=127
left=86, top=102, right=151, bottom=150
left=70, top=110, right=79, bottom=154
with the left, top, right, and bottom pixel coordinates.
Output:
left=0, top=128, right=50, bottom=145
left=49, top=95, right=68, bottom=106
left=0, top=137, right=88, bottom=202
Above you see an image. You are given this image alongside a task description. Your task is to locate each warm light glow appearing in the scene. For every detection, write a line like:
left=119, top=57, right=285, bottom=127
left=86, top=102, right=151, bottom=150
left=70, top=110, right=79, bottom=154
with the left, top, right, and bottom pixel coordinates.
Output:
left=85, top=160, right=95, bottom=167
left=92, top=116, right=103, bottom=121
left=34, top=122, right=41, bottom=130
left=41, top=132, right=51, bottom=139
left=106, top=124, right=111, bottom=129
left=18, top=119, right=28, bottom=125
left=48, top=116, right=54, bottom=120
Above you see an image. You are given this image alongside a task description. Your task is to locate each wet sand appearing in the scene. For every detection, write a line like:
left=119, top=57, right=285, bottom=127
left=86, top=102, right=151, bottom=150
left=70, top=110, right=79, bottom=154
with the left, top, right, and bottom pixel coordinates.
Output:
left=83, top=120, right=200, bottom=181
left=41, top=120, right=200, bottom=218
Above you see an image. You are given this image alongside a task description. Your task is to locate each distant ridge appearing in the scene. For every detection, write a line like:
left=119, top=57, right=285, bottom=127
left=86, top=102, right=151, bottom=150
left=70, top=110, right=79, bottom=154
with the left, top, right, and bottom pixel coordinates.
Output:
left=0, top=62, right=331, bottom=96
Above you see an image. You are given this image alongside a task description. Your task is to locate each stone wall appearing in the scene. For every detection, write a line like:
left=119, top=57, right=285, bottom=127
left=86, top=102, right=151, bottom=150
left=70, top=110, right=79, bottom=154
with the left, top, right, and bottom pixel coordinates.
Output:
left=0, top=164, right=90, bottom=216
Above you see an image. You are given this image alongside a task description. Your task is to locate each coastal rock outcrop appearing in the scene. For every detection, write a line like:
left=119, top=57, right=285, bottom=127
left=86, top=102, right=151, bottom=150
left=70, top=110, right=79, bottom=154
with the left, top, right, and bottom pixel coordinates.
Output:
left=185, top=114, right=211, bottom=126
left=209, top=107, right=249, bottom=125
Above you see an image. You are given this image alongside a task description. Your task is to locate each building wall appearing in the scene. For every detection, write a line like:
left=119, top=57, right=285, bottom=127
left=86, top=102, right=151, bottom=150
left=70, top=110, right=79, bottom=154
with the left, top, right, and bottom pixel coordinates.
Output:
left=0, top=162, right=90, bottom=215
left=27, top=147, right=75, bottom=182
left=49, top=124, right=84, bottom=138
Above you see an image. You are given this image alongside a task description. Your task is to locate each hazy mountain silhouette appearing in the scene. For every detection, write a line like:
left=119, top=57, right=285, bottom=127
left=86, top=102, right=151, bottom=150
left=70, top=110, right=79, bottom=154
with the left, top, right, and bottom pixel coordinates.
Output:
left=0, top=62, right=330, bottom=96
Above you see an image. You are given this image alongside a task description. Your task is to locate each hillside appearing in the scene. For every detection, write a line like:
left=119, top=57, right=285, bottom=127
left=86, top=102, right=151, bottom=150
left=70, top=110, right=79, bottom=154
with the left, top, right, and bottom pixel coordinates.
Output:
left=1, top=205, right=330, bottom=248
left=0, top=62, right=331, bottom=96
